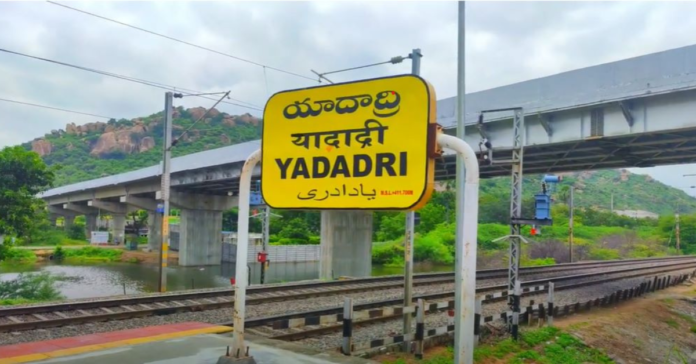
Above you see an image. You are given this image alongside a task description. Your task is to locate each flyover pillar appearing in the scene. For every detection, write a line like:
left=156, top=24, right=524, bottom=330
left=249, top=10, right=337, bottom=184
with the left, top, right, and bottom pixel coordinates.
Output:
left=85, top=214, right=98, bottom=240
left=48, top=214, right=58, bottom=227
left=319, top=210, right=373, bottom=279
left=147, top=213, right=162, bottom=251
left=159, top=191, right=237, bottom=266
left=119, top=195, right=160, bottom=250
left=63, top=216, right=74, bottom=230
left=111, top=214, right=126, bottom=244
left=179, top=209, right=224, bottom=266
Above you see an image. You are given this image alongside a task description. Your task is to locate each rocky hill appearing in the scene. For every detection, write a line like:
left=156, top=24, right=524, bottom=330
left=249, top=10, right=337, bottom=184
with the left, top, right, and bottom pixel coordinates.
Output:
left=20, top=106, right=696, bottom=216
left=22, top=107, right=262, bottom=186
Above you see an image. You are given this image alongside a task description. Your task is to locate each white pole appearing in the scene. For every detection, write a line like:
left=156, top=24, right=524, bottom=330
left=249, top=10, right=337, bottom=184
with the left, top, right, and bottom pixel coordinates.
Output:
left=231, top=148, right=262, bottom=358
left=454, top=1, right=472, bottom=364
left=437, top=133, right=479, bottom=364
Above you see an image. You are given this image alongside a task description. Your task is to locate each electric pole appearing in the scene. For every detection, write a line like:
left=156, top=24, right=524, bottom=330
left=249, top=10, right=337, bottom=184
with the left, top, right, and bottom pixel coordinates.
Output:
left=569, top=186, right=574, bottom=263
left=675, top=213, right=681, bottom=253
left=158, top=91, right=173, bottom=293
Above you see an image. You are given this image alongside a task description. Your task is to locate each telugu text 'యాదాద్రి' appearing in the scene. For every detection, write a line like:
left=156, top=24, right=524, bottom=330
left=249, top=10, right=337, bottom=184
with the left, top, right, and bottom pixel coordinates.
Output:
left=282, top=90, right=401, bottom=120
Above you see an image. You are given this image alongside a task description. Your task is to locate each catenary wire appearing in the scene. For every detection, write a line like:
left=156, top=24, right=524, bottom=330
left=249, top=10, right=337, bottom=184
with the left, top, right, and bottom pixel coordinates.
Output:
left=47, top=1, right=317, bottom=82
left=0, top=97, right=113, bottom=119
left=0, top=48, right=263, bottom=111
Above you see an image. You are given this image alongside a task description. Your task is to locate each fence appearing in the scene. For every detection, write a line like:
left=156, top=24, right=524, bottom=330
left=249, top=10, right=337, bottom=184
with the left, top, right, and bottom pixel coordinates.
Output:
left=221, top=243, right=321, bottom=264
left=340, top=271, right=695, bottom=359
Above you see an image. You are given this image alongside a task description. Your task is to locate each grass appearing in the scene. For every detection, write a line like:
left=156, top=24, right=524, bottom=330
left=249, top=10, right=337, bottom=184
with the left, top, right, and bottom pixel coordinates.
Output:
left=475, top=327, right=613, bottom=364
left=384, top=347, right=454, bottom=364
left=21, top=238, right=87, bottom=247
left=0, top=298, right=37, bottom=306
left=0, top=248, right=37, bottom=262
left=691, top=325, right=696, bottom=334
left=673, top=311, right=696, bottom=325
left=60, top=246, right=123, bottom=263
left=382, top=328, right=612, bottom=363
left=59, top=239, right=88, bottom=246
left=665, top=318, right=680, bottom=328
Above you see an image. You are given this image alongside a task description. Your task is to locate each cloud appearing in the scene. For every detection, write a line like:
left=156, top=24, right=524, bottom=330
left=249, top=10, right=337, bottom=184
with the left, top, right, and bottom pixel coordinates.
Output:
left=2, top=1, right=696, bottom=193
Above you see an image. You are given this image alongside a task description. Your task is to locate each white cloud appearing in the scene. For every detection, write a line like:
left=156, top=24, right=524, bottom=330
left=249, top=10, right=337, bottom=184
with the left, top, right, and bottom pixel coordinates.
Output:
left=2, top=1, right=696, bottom=192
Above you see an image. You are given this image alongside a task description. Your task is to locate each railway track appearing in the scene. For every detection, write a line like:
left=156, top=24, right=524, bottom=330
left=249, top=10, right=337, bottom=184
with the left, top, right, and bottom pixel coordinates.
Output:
left=256, top=263, right=696, bottom=341
left=0, top=256, right=694, bottom=334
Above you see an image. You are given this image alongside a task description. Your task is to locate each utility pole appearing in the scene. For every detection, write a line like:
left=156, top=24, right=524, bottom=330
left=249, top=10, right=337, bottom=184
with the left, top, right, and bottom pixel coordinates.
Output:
left=263, top=207, right=270, bottom=252
left=158, top=91, right=173, bottom=293
left=569, top=186, right=574, bottom=263
left=610, top=193, right=614, bottom=212
left=675, top=213, right=681, bottom=253
left=403, top=47, right=422, bottom=351
left=261, top=206, right=270, bottom=284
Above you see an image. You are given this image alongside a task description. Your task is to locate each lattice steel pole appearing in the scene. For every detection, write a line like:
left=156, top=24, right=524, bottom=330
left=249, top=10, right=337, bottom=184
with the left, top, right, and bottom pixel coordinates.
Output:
left=507, top=108, right=524, bottom=314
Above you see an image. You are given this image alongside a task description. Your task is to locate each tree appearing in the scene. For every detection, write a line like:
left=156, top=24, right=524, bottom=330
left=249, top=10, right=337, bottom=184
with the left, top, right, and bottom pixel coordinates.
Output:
left=0, top=147, right=54, bottom=237
left=556, top=185, right=571, bottom=205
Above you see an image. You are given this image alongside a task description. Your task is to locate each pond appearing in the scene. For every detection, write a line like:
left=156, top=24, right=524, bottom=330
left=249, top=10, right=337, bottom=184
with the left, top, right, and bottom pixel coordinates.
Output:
left=0, top=261, right=453, bottom=300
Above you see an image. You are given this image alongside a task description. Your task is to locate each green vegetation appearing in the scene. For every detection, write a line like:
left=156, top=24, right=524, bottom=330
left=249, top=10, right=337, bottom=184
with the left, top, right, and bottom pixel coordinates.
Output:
left=0, top=146, right=54, bottom=238
left=0, top=246, right=37, bottom=263
left=665, top=318, right=680, bottom=328
left=11, top=106, right=696, bottom=266
left=0, top=272, right=63, bottom=305
left=59, top=246, right=123, bottom=263
left=25, top=108, right=261, bottom=186
left=474, top=327, right=613, bottom=364
left=382, top=328, right=612, bottom=363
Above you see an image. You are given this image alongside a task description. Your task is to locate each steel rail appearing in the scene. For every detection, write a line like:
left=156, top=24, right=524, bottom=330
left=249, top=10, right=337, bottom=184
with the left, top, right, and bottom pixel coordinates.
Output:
left=1, top=256, right=691, bottom=318
left=0, top=257, right=694, bottom=333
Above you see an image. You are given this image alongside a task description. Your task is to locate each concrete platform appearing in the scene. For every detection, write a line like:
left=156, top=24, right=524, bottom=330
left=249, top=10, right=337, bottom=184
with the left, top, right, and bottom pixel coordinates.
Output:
left=0, top=322, right=375, bottom=364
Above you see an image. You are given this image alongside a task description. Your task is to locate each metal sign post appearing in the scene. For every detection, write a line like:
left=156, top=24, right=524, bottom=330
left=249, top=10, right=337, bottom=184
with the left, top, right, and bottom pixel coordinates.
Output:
left=403, top=47, right=422, bottom=351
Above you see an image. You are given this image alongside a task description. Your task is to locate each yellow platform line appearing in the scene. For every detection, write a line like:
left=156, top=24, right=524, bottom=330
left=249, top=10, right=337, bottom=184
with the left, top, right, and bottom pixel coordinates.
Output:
left=0, top=326, right=233, bottom=364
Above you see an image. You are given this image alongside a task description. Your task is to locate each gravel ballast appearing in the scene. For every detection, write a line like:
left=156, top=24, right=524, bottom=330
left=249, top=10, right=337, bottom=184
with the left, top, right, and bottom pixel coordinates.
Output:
left=1, top=263, right=694, bottom=347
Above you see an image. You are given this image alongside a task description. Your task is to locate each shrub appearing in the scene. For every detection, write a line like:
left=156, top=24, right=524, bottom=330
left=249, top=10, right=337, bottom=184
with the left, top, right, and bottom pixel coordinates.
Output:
left=372, top=241, right=404, bottom=265
left=414, top=234, right=453, bottom=264
left=53, top=246, right=65, bottom=261
left=0, top=247, right=37, bottom=262
left=0, top=272, right=63, bottom=302
left=588, top=248, right=621, bottom=260
left=67, top=223, right=86, bottom=240
left=62, top=246, right=122, bottom=263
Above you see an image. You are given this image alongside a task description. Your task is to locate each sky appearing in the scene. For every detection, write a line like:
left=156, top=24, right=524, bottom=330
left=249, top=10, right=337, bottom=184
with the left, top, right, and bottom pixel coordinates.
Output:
left=2, top=1, right=696, bottom=193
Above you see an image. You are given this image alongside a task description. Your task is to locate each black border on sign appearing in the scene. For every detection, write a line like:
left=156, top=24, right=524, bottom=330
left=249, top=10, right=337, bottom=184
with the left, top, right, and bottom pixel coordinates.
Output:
left=260, top=73, right=433, bottom=211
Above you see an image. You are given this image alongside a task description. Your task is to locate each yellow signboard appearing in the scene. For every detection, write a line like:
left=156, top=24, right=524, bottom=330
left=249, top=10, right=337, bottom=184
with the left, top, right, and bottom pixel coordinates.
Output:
left=261, top=74, right=437, bottom=210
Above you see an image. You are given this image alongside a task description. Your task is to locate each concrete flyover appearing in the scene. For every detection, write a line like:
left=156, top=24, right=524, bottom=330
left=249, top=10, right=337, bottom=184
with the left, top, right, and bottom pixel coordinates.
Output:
left=41, top=44, right=696, bottom=273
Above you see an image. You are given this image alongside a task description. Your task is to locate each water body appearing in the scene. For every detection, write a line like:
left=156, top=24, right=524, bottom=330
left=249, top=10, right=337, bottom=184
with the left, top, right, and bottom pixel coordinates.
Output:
left=0, top=261, right=453, bottom=300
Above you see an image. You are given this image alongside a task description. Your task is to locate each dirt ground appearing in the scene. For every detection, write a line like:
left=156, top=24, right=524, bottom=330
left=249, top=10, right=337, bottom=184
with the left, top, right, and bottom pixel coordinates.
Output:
left=558, top=280, right=696, bottom=364
left=120, top=249, right=178, bottom=264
